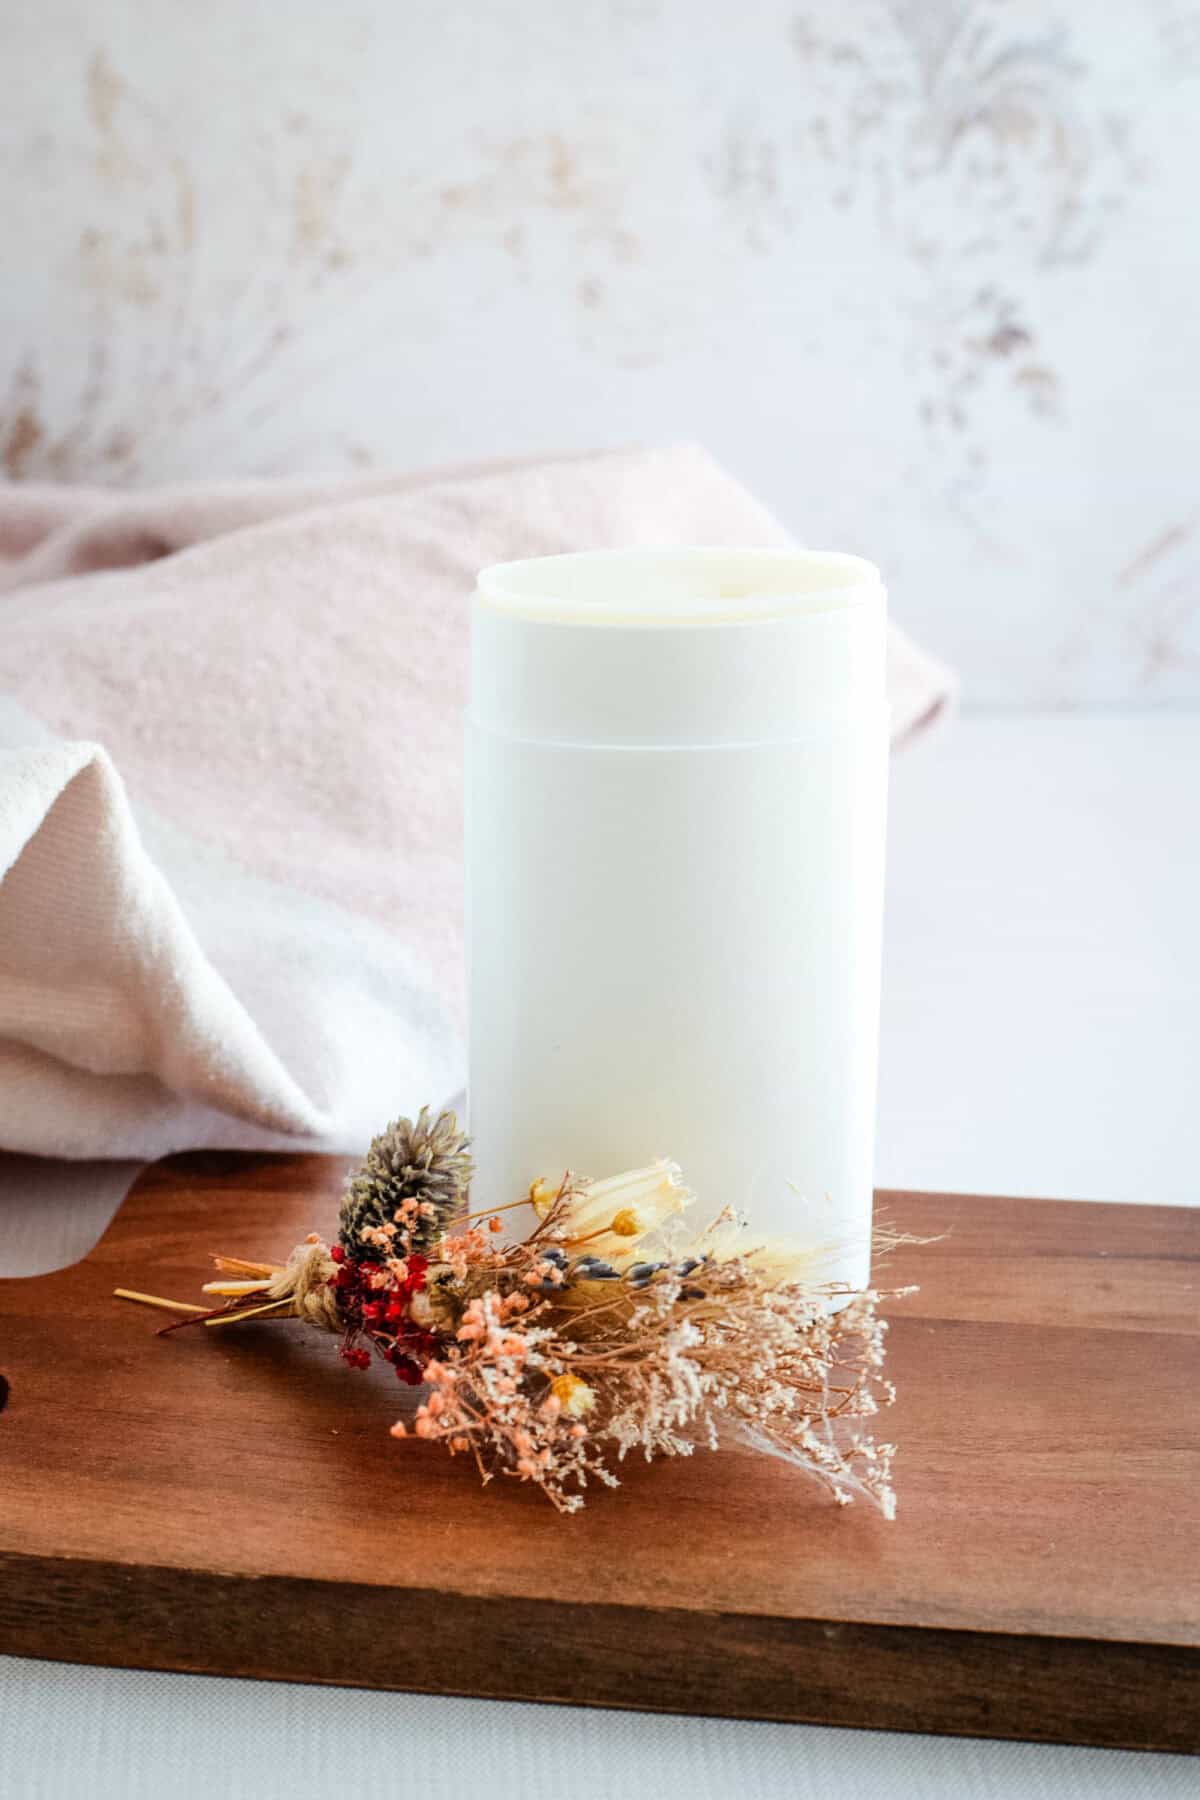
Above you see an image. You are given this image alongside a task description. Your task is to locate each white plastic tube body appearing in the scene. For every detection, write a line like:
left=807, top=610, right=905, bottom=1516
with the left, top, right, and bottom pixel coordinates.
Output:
left=466, top=549, right=888, bottom=1288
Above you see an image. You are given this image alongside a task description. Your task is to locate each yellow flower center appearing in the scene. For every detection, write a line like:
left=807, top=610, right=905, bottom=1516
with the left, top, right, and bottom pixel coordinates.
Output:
left=550, top=1373, right=596, bottom=1418
left=609, top=1207, right=642, bottom=1237
left=529, top=1178, right=557, bottom=1218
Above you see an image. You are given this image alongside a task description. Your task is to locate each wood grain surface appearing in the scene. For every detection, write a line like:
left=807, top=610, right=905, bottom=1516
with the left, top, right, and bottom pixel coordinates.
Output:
left=1, top=1154, right=1197, bottom=1752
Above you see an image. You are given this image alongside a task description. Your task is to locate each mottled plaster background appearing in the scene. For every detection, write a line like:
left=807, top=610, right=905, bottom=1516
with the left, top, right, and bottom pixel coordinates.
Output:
left=2, top=0, right=1198, bottom=705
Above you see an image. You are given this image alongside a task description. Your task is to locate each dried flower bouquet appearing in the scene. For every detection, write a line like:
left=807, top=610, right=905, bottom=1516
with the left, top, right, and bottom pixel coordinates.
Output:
left=119, top=1109, right=908, bottom=1515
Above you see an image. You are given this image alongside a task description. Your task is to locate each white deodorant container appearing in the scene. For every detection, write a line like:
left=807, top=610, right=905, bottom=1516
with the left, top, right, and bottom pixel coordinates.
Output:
left=466, top=547, right=888, bottom=1289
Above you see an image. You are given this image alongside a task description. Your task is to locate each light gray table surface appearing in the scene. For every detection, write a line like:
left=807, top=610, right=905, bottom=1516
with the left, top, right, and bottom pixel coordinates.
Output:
left=2, top=714, right=1197, bottom=1798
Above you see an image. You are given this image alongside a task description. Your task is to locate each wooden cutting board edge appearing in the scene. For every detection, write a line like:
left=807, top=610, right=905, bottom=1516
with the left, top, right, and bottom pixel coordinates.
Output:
left=3, top=1546, right=1197, bottom=1754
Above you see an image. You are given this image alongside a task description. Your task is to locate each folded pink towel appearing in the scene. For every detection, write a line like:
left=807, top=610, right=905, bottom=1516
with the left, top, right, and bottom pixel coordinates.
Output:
left=0, top=445, right=955, bottom=1159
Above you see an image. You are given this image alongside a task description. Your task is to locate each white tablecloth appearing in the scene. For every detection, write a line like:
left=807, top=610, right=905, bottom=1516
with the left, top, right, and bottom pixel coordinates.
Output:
left=3, top=714, right=1197, bottom=1796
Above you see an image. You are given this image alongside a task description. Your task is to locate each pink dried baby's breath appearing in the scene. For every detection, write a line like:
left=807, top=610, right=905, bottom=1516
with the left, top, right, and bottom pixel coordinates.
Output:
left=388, top=1190, right=909, bottom=1516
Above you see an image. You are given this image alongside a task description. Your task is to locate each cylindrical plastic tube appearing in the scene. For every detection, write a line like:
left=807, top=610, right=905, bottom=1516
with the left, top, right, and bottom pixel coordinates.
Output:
left=466, top=548, right=888, bottom=1288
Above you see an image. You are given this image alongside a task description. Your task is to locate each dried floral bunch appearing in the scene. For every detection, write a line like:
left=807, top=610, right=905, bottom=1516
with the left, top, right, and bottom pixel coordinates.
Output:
left=117, top=1109, right=908, bottom=1516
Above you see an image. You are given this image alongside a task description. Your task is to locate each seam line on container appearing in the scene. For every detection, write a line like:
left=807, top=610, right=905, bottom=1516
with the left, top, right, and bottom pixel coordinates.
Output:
left=464, top=712, right=892, bottom=754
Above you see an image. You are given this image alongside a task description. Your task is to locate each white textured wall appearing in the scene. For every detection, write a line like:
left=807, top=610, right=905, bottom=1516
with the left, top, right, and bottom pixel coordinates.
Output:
left=2, top=0, right=1198, bottom=705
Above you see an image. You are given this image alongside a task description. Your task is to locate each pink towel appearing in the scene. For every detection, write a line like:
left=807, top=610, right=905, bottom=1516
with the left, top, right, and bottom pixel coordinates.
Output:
left=0, top=445, right=955, bottom=1160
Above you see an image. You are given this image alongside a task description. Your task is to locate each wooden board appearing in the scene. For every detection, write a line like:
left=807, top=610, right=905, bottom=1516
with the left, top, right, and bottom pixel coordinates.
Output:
left=1, top=1153, right=1197, bottom=1753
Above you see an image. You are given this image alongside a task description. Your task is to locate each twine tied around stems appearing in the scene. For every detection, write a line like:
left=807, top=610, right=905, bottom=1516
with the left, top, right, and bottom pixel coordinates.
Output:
left=265, top=1237, right=341, bottom=1330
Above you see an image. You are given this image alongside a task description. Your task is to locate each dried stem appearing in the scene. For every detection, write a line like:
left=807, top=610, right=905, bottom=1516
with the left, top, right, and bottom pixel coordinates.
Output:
left=114, top=1288, right=209, bottom=1316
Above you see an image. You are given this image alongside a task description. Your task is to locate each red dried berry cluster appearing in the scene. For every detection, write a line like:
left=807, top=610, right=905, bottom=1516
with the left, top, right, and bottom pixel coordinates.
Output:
left=326, top=1243, right=439, bottom=1385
